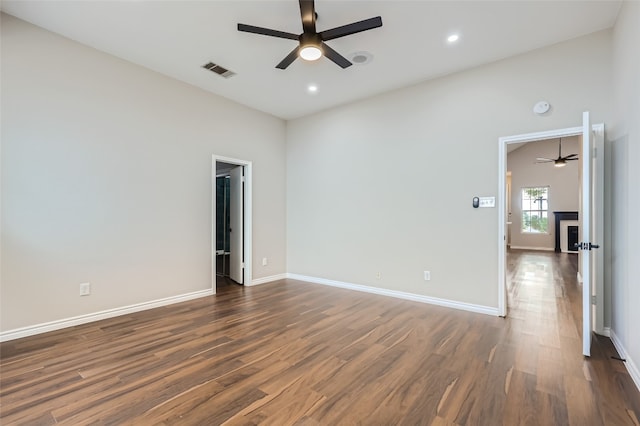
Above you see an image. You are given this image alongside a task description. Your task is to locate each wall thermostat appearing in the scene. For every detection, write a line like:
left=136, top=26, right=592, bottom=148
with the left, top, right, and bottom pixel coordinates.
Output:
left=473, top=196, right=496, bottom=208
left=533, top=101, right=551, bottom=115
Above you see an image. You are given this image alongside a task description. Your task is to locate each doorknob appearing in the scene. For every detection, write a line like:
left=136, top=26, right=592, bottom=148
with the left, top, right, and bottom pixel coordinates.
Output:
left=575, top=242, right=600, bottom=250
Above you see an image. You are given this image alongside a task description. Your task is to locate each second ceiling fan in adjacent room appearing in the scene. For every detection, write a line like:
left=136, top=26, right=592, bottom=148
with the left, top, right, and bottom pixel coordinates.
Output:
left=536, top=138, right=579, bottom=167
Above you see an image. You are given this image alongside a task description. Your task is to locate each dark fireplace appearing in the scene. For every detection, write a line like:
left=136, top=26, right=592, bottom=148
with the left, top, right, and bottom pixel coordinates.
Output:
left=553, top=211, right=578, bottom=252
left=568, top=226, right=579, bottom=251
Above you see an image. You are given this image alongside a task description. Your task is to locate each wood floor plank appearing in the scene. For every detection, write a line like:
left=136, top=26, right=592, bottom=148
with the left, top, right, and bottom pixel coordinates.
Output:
left=536, top=344, right=566, bottom=400
left=366, top=352, right=456, bottom=424
left=230, top=378, right=326, bottom=425
left=1, top=253, right=639, bottom=424
left=536, top=388, right=570, bottom=426
left=565, top=375, right=604, bottom=426
left=502, top=369, right=539, bottom=425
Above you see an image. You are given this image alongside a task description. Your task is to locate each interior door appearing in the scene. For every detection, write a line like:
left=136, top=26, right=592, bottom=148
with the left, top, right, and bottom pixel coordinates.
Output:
left=229, top=166, right=244, bottom=284
left=580, top=111, right=594, bottom=357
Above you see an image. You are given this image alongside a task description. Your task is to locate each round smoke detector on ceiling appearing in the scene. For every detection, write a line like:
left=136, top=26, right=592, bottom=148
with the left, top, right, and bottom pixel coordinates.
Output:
left=348, top=51, right=373, bottom=66
left=533, top=101, right=551, bottom=115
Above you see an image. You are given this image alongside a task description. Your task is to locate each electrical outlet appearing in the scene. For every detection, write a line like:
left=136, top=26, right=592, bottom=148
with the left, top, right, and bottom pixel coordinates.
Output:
left=262, top=257, right=268, bottom=266
left=79, top=282, right=91, bottom=296
left=424, top=271, right=431, bottom=281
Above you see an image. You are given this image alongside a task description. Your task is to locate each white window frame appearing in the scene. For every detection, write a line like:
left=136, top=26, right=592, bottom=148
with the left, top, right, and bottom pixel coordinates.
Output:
left=520, top=186, right=550, bottom=234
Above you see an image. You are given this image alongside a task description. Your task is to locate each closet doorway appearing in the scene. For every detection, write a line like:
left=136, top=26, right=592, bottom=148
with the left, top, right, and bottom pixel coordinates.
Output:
left=213, top=156, right=252, bottom=291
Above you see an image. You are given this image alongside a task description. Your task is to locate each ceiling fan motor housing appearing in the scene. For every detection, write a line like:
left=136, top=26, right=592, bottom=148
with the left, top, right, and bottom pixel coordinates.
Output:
left=300, top=33, right=322, bottom=49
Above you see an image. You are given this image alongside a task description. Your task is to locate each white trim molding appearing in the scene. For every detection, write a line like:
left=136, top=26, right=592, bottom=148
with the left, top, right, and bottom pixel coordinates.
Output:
left=0, top=289, right=213, bottom=342
left=610, top=329, right=640, bottom=392
left=249, top=274, right=288, bottom=286
left=602, top=327, right=611, bottom=337
left=288, top=274, right=498, bottom=316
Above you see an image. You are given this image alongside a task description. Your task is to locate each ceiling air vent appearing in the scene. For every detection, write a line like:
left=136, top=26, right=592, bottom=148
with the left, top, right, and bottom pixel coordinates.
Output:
left=202, top=62, right=236, bottom=78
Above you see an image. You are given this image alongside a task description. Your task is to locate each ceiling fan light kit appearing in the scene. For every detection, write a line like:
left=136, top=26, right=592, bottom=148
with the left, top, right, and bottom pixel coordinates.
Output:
left=300, top=45, right=322, bottom=61
left=299, top=34, right=323, bottom=61
left=237, top=0, right=383, bottom=69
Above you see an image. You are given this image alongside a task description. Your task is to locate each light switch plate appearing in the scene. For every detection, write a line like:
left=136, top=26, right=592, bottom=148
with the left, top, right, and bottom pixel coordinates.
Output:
left=478, top=197, right=496, bottom=208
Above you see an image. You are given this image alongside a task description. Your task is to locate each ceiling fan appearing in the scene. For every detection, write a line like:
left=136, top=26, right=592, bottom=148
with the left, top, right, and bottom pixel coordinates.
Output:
left=237, top=0, right=382, bottom=69
left=536, top=138, right=578, bottom=167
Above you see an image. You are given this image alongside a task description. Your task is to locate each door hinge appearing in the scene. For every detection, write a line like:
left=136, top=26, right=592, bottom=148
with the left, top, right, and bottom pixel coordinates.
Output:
left=241, top=262, right=245, bottom=268
left=591, top=295, right=597, bottom=305
left=241, top=176, right=246, bottom=183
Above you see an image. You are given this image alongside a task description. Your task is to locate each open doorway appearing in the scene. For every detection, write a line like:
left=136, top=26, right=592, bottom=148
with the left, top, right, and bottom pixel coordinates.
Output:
left=212, top=156, right=252, bottom=293
left=504, top=137, right=582, bottom=341
left=507, top=136, right=581, bottom=253
left=498, top=117, right=604, bottom=357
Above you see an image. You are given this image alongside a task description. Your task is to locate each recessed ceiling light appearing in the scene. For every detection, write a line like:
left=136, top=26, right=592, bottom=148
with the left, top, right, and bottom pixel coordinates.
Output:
left=447, top=34, right=460, bottom=43
left=307, top=84, right=318, bottom=93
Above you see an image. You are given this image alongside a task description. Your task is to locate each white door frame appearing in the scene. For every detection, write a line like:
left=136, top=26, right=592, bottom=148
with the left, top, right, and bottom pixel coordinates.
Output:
left=228, top=165, right=244, bottom=284
left=497, top=124, right=604, bottom=319
left=212, top=155, right=252, bottom=293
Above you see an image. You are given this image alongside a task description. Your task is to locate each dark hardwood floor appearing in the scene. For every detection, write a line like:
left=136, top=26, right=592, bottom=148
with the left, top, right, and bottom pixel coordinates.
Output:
left=1, top=251, right=639, bottom=425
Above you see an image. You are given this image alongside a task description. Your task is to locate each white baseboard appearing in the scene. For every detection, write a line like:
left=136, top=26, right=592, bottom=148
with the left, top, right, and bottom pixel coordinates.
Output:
left=577, top=271, right=583, bottom=283
left=509, top=246, right=555, bottom=251
left=287, top=274, right=498, bottom=316
left=601, top=327, right=611, bottom=337
left=249, top=273, right=288, bottom=286
left=0, top=289, right=213, bottom=342
left=609, top=329, right=640, bottom=392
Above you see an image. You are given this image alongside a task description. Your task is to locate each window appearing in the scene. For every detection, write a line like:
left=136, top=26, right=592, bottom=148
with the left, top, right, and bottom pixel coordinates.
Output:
left=521, top=187, right=549, bottom=233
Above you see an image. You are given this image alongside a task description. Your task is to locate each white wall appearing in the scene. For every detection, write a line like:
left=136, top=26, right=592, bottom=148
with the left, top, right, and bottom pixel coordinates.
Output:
left=287, top=30, right=612, bottom=309
left=508, top=137, right=580, bottom=250
left=609, top=1, right=640, bottom=387
left=0, top=14, right=287, bottom=332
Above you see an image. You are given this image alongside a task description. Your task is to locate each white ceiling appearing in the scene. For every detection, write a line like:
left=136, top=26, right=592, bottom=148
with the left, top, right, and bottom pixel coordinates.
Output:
left=1, top=0, right=621, bottom=120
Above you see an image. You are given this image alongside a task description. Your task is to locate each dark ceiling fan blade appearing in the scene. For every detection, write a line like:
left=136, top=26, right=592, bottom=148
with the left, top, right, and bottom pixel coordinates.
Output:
left=564, top=153, right=579, bottom=159
left=322, top=43, right=352, bottom=68
left=238, top=23, right=299, bottom=40
left=566, top=158, right=579, bottom=161
left=276, top=46, right=301, bottom=69
left=299, top=0, right=316, bottom=34
left=320, top=16, right=383, bottom=41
